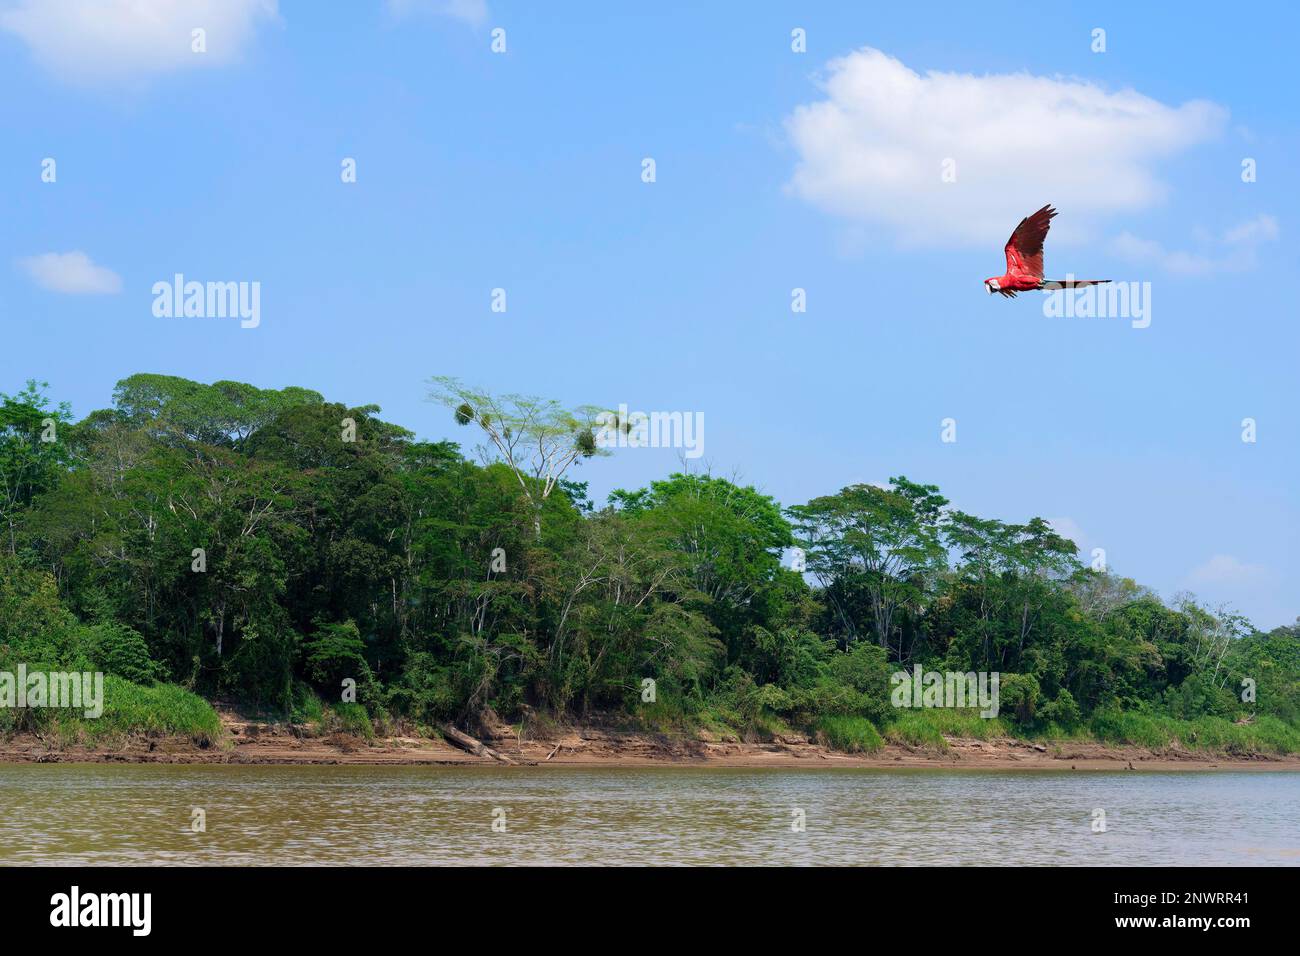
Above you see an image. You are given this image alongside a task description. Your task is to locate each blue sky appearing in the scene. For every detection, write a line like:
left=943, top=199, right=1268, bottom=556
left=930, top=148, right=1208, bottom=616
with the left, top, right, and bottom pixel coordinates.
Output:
left=1, top=1, right=1296, bottom=627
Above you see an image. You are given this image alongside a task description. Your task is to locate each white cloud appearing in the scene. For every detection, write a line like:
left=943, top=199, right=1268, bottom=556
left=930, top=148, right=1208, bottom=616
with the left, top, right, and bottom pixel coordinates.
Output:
left=784, top=48, right=1227, bottom=247
left=0, top=0, right=278, bottom=84
left=1185, top=554, right=1272, bottom=589
left=386, top=0, right=487, bottom=27
left=1223, top=214, right=1279, bottom=245
left=1046, top=517, right=1087, bottom=549
left=1112, top=214, right=1279, bottom=275
left=17, top=251, right=122, bottom=294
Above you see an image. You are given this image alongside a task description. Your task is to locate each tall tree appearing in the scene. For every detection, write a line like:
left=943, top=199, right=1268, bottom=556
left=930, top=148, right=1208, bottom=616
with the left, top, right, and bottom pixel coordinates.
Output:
left=428, top=377, right=610, bottom=537
left=0, top=381, right=72, bottom=555
left=790, top=477, right=948, bottom=654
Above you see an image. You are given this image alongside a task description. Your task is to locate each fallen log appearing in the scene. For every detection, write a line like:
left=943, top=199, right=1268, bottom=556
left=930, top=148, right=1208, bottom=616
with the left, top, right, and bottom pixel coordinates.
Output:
left=441, top=724, right=517, bottom=765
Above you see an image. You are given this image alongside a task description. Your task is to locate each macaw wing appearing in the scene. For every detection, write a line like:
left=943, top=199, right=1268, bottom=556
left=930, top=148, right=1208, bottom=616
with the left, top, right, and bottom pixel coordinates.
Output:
left=1004, top=204, right=1056, bottom=279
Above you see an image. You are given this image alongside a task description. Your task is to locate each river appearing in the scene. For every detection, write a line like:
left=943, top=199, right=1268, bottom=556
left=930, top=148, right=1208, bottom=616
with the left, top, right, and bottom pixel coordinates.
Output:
left=2, top=765, right=1297, bottom=865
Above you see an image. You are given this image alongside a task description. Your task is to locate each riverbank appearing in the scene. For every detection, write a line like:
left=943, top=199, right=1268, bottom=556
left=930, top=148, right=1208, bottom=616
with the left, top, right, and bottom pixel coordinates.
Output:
left=3, top=711, right=1298, bottom=770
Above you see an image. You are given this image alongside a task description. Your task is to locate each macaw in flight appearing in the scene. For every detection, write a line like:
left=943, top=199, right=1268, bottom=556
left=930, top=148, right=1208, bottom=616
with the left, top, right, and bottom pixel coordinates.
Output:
left=985, top=205, right=1110, bottom=297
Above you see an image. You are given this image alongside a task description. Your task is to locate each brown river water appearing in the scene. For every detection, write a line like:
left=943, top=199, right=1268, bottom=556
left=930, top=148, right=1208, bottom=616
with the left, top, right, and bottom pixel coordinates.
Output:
left=1, top=764, right=1297, bottom=865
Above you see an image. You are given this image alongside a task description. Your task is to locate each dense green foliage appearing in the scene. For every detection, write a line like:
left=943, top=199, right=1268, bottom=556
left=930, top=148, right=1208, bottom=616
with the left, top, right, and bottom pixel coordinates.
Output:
left=1, top=375, right=1295, bottom=753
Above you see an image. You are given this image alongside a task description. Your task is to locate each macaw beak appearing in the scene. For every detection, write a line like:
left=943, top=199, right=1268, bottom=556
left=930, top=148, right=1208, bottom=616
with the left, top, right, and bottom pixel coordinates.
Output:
left=985, top=284, right=993, bottom=295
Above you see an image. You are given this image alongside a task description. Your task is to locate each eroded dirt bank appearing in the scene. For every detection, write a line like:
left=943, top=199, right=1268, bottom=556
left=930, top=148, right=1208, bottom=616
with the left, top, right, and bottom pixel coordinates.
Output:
left=2, top=710, right=1298, bottom=771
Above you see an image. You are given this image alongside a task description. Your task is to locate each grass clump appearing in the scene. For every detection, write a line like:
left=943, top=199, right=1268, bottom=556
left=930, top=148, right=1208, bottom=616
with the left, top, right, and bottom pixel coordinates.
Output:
left=905, top=708, right=1010, bottom=740
left=325, top=701, right=375, bottom=740
left=0, top=675, right=222, bottom=748
left=96, top=677, right=223, bottom=744
left=883, top=711, right=949, bottom=751
left=1090, top=710, right=1300, bottom=755
left=815, top=716, right=883, bottom=753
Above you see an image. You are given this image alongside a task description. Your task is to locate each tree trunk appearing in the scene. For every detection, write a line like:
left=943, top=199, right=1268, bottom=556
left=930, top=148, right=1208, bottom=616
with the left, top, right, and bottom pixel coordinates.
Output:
left=441, top=724, right=517, bottom=765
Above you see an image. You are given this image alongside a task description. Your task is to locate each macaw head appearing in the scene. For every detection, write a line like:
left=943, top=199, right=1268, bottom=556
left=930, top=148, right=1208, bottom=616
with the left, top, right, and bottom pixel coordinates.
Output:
left=984, top=278, right=1000, bottom=295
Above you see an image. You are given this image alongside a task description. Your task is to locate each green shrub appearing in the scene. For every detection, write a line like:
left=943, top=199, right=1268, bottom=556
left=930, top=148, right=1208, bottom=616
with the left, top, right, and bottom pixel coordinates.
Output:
left=87, top=622, right=161, bottom=684
left=1038, top=689, right=1082, bottom=727
left=304, top=619, right=369, bottom=690
left=999, top=673, right=1041, bottom=724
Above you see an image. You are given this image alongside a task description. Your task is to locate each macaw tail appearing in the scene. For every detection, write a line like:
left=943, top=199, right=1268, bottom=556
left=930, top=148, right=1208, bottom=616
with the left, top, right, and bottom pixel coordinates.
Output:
left=1039, top=279, right=1111, bottom=290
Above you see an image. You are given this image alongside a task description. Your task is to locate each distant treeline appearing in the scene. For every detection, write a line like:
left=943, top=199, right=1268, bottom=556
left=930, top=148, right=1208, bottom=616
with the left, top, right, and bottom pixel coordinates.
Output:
left=1, top=374, right=1295, bottom=750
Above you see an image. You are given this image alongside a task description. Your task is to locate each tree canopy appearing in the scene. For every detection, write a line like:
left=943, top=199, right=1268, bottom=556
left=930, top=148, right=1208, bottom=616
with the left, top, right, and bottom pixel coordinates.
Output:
left=0, top=374, right=1294, bottom=751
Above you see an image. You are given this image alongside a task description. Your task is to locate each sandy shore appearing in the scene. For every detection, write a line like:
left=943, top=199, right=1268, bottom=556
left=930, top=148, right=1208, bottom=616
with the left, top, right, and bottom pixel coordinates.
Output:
left=3, top=712, right=1297, bottom=771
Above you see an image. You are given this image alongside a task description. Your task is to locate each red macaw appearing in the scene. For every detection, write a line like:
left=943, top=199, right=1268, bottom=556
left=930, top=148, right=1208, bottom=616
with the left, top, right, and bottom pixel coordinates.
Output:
left=984, top=205, right=1110, bottom=297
